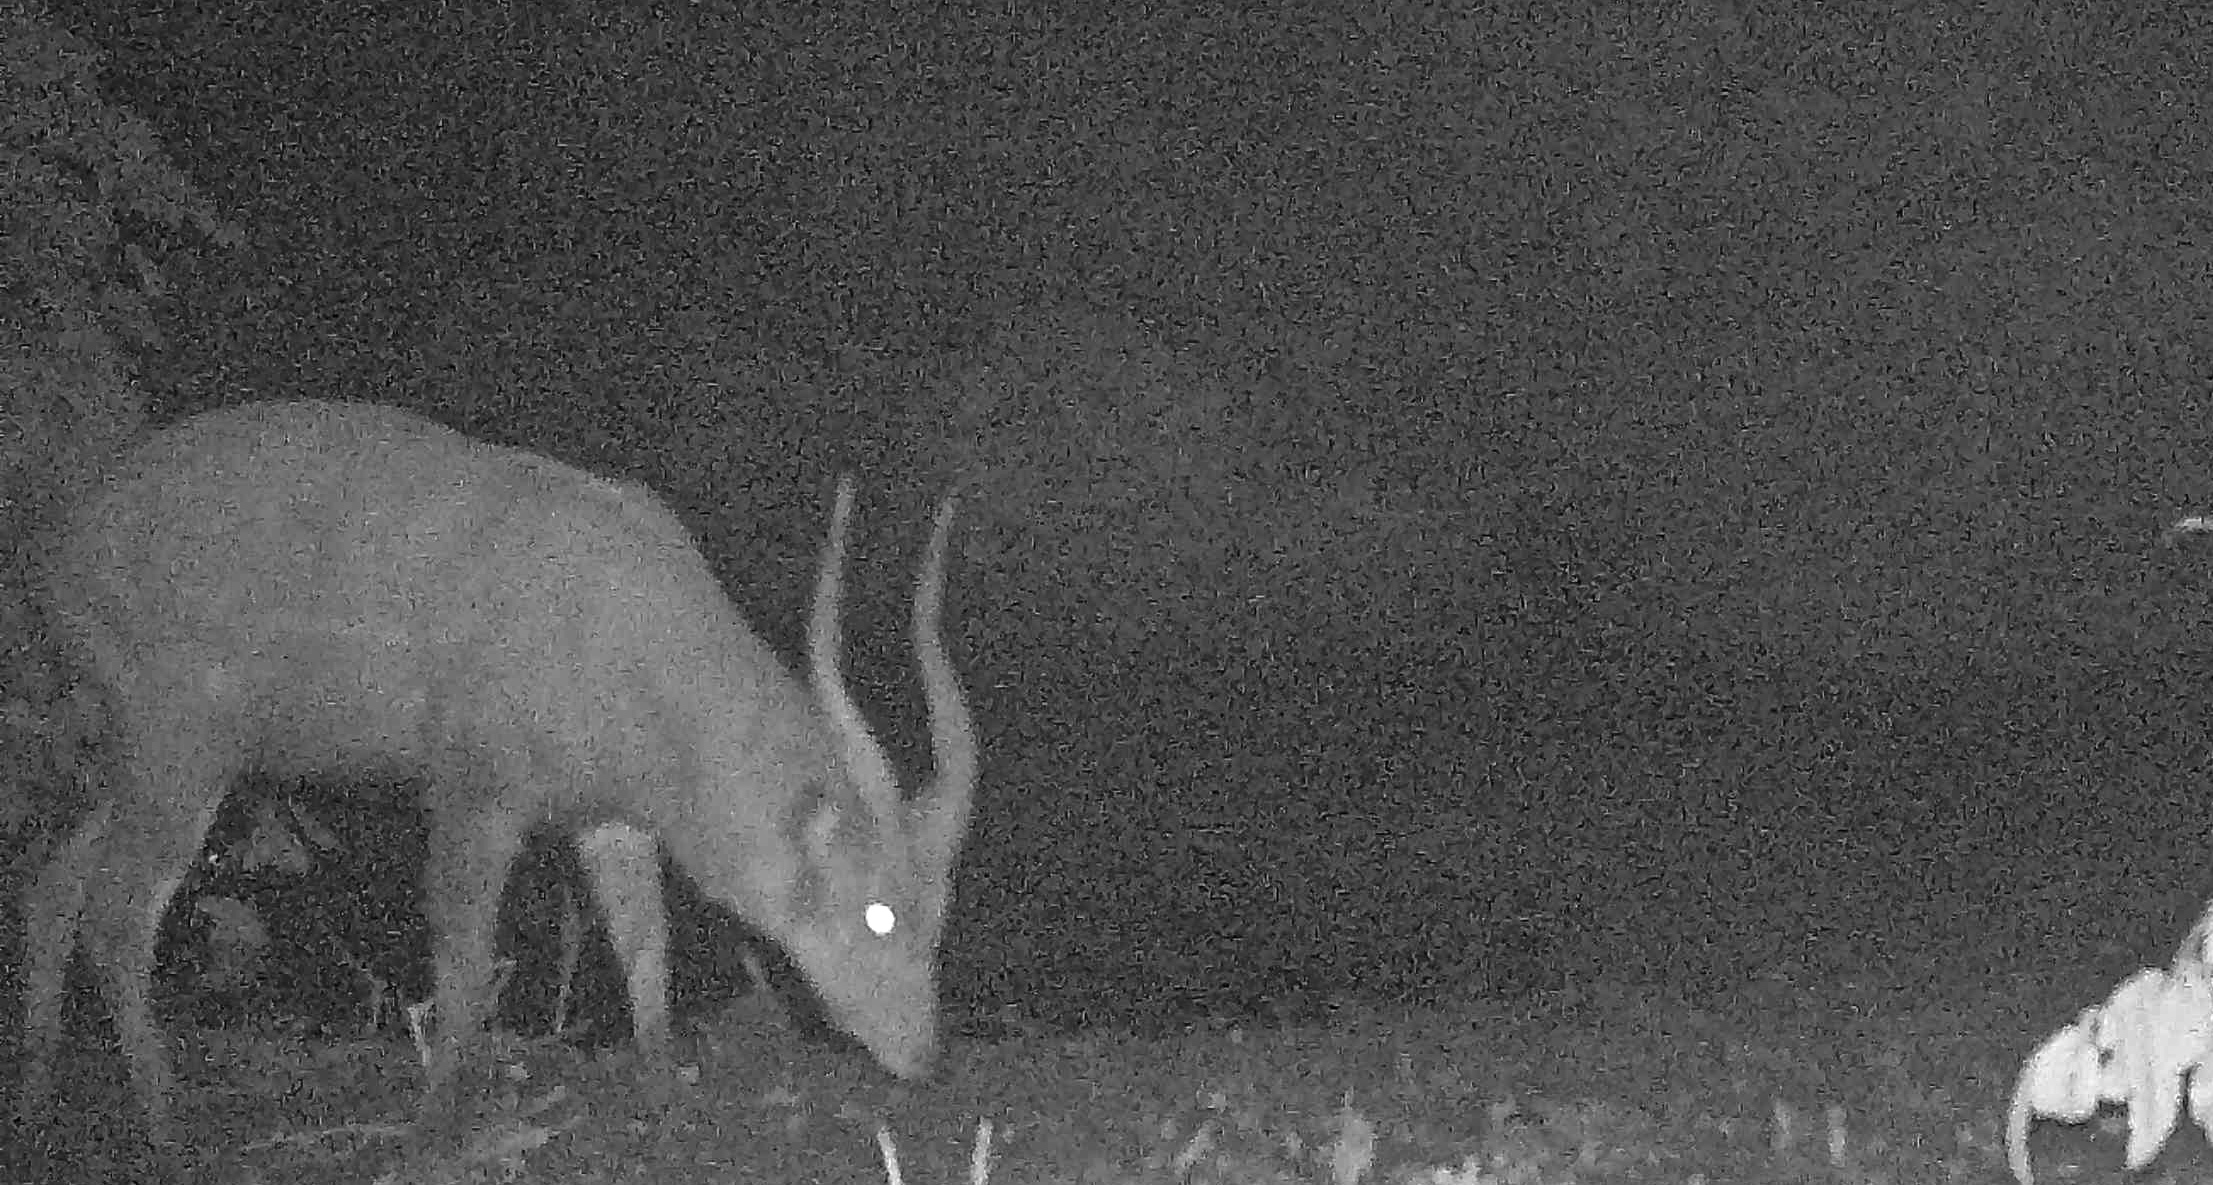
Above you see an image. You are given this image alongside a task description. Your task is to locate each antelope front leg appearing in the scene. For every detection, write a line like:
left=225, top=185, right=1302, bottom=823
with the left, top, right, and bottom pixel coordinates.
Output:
left=575, top=823, right=674, bottom=1064
left=416, top=805, right=527, bottom=1135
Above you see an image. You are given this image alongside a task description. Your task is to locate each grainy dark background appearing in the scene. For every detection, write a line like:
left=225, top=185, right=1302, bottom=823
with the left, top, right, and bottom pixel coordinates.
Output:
left=23, top=0, right=2213, bottom=1036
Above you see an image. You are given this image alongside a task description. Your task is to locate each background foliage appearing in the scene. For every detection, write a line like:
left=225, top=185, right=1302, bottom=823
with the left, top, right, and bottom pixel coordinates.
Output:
left=0, top=0, right=223, bottom=843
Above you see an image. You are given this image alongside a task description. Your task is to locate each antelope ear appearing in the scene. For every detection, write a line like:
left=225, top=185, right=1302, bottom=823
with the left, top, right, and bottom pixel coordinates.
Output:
left=779, top=779, right=839, bottom=918
left=804, top=794, right=842, bottom=865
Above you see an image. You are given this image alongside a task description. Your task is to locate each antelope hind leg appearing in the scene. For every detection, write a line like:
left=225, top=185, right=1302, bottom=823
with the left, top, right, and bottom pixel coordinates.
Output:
left=14, top=801, right=112, bottom=1130
left=74, top=758, right=228, bottom=1153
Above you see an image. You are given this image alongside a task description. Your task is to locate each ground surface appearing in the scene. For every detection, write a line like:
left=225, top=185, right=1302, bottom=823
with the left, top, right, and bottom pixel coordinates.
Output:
left=5, top=958, right=2185, bottom=1185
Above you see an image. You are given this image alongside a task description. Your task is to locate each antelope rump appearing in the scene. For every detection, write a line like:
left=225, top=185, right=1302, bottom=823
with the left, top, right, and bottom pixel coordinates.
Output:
left=13, top=399, right=975, bottom=1148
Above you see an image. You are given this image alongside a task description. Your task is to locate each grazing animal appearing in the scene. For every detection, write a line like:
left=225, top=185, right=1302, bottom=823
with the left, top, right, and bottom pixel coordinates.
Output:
left=15, top=400, right=974, bottom=1147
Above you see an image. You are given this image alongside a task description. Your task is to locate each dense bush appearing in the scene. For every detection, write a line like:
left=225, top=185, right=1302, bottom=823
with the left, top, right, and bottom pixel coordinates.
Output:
left=0, top=0, right=225, bottom=841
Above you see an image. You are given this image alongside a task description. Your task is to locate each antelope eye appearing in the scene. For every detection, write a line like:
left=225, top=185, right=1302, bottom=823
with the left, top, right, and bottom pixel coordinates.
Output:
left=864, top=901, right=898, bottom=937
